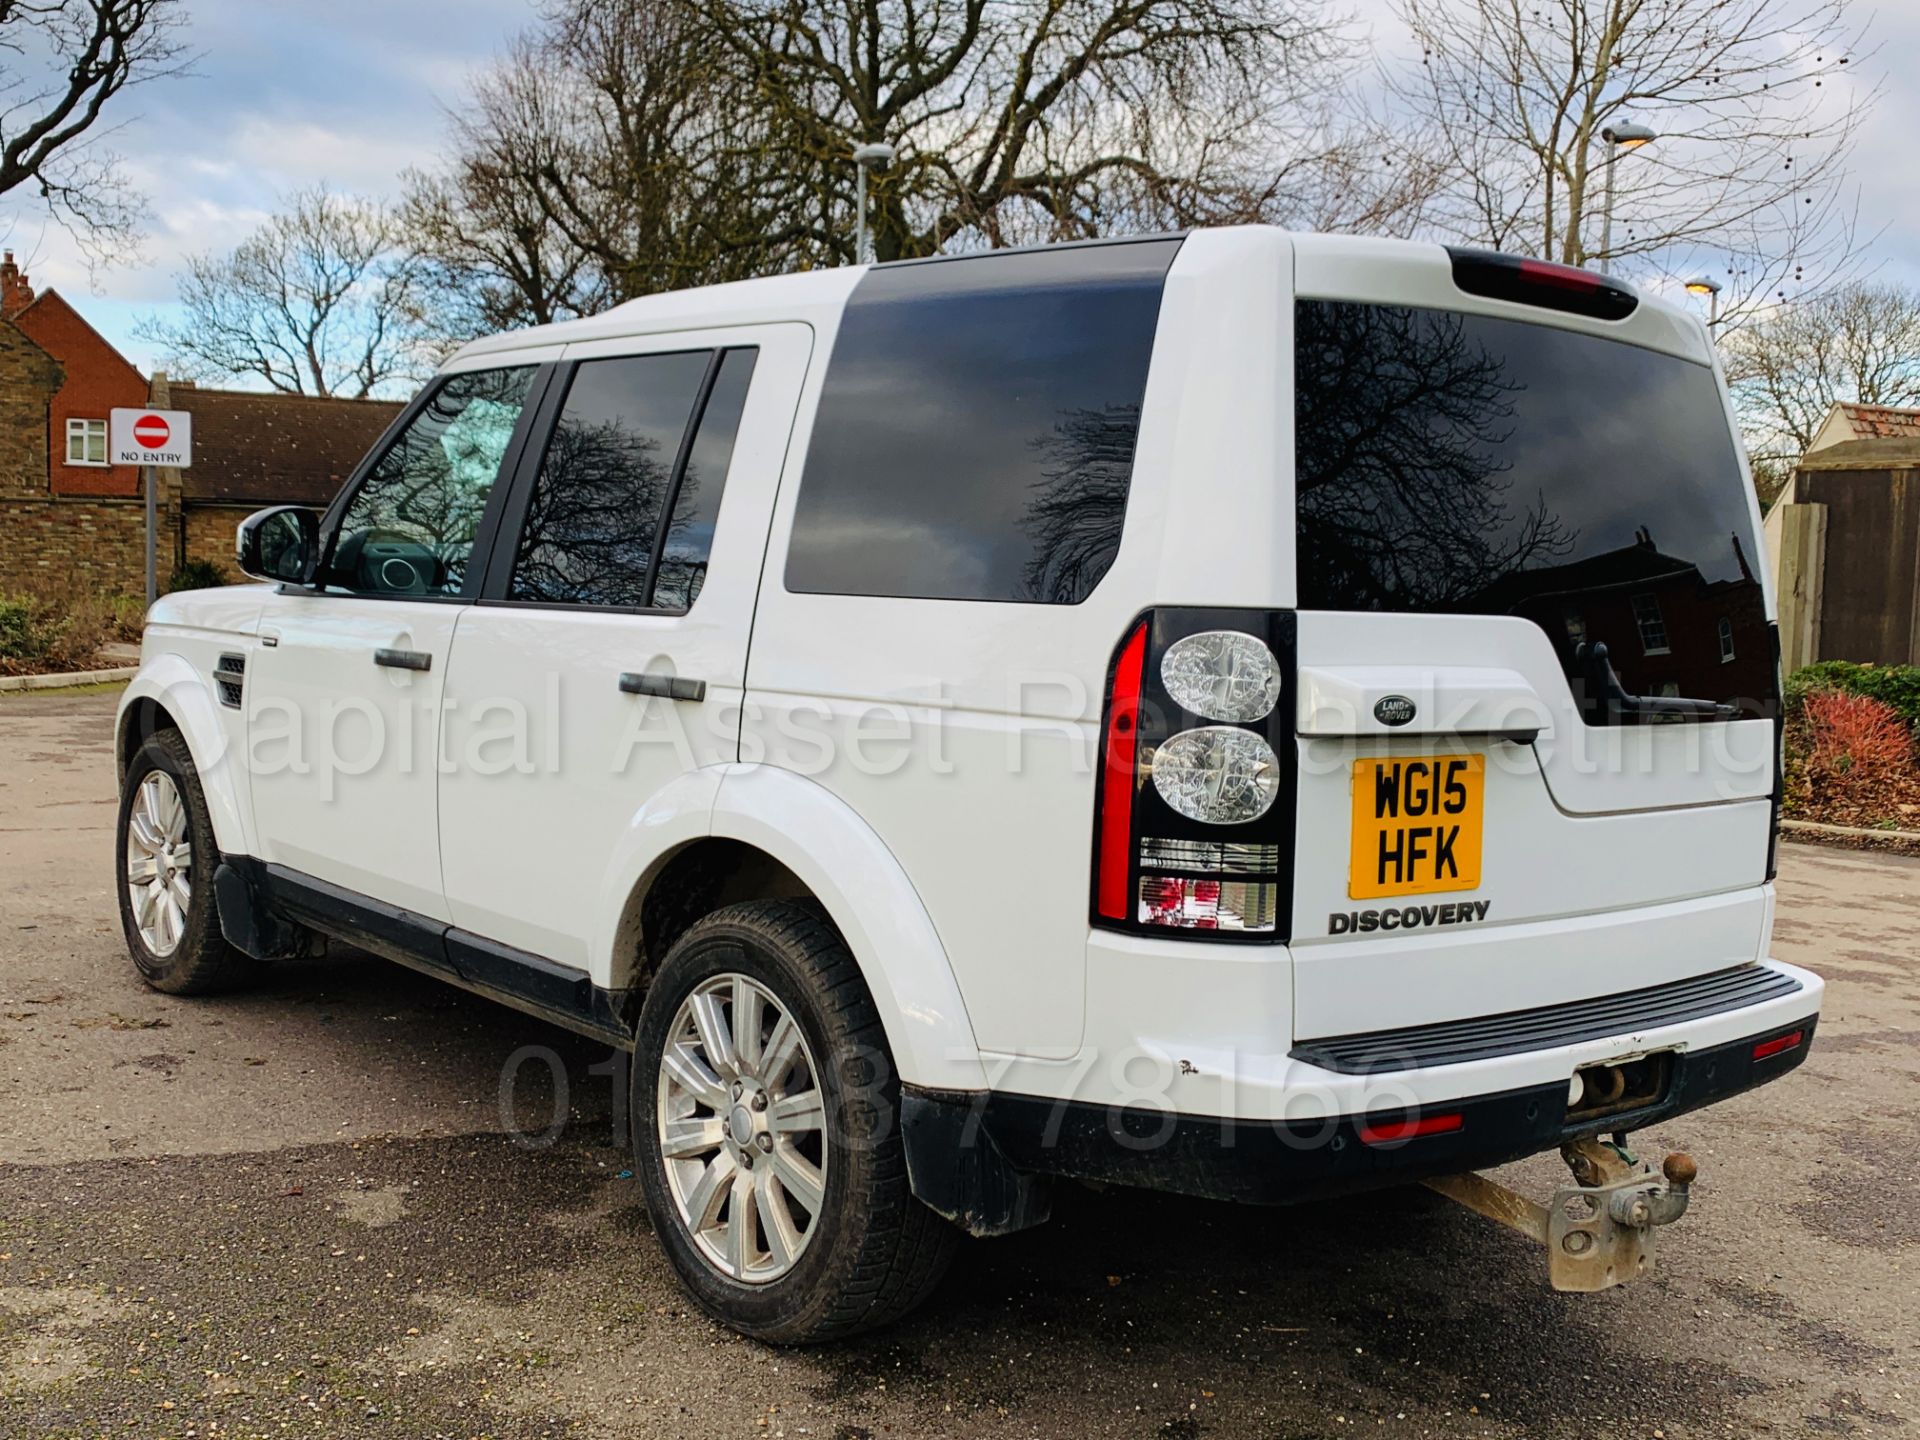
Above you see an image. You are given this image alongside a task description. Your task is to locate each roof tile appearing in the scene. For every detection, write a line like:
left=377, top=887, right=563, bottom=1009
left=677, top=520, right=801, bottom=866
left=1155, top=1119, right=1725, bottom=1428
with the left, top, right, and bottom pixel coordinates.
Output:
left=171, top=387, right=406, bottom=505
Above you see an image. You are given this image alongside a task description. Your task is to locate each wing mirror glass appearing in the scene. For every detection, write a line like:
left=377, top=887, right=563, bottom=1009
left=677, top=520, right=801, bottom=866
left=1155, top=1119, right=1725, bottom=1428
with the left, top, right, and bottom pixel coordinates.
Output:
left=236, top=506, right=320, bottom=585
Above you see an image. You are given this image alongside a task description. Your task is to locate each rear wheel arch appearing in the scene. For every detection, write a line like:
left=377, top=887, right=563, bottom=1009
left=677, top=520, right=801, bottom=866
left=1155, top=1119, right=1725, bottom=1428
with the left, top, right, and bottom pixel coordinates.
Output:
left=602, top=768, right=989, bottom=1092
left=613, top=837, right=812, bottom=1001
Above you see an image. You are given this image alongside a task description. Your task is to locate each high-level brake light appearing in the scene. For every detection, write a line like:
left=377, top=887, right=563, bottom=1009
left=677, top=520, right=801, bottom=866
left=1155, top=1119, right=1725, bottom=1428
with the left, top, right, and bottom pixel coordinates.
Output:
left=1447, top=247, right=1639, bottom=321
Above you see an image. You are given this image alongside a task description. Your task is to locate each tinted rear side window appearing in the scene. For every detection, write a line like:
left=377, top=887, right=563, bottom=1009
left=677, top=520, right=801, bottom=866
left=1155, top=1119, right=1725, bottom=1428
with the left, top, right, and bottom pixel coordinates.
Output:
left=655, top=347, right=758, bottom=610
left=1294, top=300, right=1773, bottom=715
left=786, top=239, right=1181, bottom=604
left=509, top=351, right=710, bottom=608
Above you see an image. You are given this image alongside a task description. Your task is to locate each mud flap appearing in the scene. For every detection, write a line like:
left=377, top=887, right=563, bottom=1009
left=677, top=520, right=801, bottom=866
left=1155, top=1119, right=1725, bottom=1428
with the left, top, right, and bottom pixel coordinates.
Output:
left=900, top=1087, right=1053, bottom=1237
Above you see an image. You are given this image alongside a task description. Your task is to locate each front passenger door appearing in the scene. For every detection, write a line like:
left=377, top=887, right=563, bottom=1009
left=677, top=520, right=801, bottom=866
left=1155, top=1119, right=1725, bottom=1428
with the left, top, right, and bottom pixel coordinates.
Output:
left=245, top=364, right=545, bottom=919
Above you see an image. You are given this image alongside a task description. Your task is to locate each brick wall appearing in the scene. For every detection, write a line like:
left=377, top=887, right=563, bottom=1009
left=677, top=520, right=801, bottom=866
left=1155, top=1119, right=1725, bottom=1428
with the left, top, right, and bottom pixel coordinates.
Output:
left=1, top=318, right=61, bottom=494
left=0, top=494, right=175, bottom=598
left=181, top=502, right=244, bottom=578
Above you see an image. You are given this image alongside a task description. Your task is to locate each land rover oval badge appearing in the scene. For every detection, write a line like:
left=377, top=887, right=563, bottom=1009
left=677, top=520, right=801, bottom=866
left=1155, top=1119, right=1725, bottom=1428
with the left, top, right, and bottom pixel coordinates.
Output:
left=1374, top=695, right=1417, bottom=727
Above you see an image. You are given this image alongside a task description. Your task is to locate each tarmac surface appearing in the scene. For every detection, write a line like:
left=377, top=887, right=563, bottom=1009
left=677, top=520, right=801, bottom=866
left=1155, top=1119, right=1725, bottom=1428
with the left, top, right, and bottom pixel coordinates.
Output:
left=2, top=688, right=1915, bottom=1437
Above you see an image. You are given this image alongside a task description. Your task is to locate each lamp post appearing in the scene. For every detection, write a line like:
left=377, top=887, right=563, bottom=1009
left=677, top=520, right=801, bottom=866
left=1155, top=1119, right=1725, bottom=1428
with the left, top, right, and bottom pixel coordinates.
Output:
left=1685, top=275, right=1723, bottom=327
left=851, top=142, right=896, bottom=265
left=1598, top=122, right=1657, bottom=276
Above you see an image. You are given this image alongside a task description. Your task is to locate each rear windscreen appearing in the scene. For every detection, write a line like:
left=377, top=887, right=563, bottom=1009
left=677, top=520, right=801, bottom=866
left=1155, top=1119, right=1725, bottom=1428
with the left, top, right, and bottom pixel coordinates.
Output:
left=1294, top=300, right=1774, bottom=718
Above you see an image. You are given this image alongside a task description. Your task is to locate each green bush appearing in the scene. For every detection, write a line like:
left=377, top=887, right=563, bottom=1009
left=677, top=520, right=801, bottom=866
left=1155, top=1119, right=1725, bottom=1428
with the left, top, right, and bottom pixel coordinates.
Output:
left=167, top=558, right=230, bottom=593
left=1785, top=661, right=1920, bottom=729
left=0, top=596, right=53, bottom=666
left=0, top=588, right=145, bottom=674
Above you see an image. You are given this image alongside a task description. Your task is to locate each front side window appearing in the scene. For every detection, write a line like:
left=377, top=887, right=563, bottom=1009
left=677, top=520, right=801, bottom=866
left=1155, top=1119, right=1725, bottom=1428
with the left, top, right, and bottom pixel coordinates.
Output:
left=785, top=240, right=1180, bottom=604
left=66, top=418, right=107, bottom=465
left=326, top=367, right=536, bottom=596
left=1294, top=300, right=1774, bottom=719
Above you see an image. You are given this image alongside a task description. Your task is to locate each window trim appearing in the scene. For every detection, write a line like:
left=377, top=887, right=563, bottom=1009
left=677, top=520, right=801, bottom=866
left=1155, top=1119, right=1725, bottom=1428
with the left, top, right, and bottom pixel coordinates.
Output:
left=299, top=361, right=556, bottom=604
left=65, top=417, right=109, bottom=467
left=1717, top=615, right=1736, bottom=664
left=1631, top=593, right=1671, bottom=656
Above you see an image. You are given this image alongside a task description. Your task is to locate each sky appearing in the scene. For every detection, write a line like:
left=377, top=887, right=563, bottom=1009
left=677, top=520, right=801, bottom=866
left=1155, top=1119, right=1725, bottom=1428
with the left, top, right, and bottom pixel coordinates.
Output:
left=2, top=0, right=1915, bottom=380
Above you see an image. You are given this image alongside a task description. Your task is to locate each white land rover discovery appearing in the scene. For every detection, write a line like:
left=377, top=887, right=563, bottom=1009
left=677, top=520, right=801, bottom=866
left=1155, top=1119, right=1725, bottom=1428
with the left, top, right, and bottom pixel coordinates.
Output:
left=115, top=228, right=1821, bottom=1342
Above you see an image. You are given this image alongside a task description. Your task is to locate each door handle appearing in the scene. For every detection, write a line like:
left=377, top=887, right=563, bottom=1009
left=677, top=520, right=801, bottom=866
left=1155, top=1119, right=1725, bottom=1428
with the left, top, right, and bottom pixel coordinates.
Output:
left=374, top=648, right=432, bottom=672
left=619, top=671, right=706, bottom=702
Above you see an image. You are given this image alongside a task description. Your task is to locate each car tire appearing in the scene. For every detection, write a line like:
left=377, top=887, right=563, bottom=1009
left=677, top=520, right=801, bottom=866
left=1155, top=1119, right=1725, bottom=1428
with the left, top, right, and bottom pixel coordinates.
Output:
left=116, top=729, right=254, bottom=996
left=632, top=899, right=957, bottom=1343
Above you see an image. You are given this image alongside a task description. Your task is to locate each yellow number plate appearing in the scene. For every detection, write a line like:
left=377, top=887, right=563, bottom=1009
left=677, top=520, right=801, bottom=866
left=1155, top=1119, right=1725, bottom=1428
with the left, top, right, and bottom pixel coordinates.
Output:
left=1349, top=755, right=1484, bottom=900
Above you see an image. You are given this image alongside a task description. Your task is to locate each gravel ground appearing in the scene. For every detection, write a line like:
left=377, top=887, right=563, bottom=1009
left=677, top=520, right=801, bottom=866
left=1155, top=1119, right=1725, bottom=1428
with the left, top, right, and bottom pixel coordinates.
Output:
left=2, top=689, right=1915, bottom=1438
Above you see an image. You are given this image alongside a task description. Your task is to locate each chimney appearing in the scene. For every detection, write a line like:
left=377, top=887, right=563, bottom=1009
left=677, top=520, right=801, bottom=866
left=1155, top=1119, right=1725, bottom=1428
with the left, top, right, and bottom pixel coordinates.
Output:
left=0, top=250, right=34, bottom=317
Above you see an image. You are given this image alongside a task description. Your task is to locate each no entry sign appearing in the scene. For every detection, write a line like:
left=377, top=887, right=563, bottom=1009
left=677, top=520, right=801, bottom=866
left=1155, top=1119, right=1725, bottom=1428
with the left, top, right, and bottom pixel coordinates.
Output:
left=110, top=407, right=193, bottom=467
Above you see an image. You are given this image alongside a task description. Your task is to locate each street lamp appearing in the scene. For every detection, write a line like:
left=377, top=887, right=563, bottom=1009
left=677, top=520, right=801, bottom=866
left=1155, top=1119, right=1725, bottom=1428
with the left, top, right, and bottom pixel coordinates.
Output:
left=1685, top=275, right=1723, bottom=327
left=851, top=142, right=896, bottom=266
left=1598, top=121, right=1658, bottom=276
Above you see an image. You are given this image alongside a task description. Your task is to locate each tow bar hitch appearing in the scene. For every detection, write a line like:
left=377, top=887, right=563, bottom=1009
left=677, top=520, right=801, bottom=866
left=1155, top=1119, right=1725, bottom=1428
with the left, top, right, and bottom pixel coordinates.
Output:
left=1423, top=1138, right=1697, bottom=1291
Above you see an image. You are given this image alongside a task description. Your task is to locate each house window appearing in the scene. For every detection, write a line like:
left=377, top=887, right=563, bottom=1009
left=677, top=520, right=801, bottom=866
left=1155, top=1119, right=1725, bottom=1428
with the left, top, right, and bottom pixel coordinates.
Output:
left=65, top=418, right=108, bottom=466
left=1718, top=616, right=1736, bottom=663
left=1632, top=593, right=1670, bottom=655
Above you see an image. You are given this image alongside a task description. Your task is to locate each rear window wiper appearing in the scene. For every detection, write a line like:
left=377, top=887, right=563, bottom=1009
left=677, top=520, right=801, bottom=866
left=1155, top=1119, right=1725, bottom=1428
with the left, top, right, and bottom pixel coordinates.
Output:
left=1573, top=642, right=1738, bottom=724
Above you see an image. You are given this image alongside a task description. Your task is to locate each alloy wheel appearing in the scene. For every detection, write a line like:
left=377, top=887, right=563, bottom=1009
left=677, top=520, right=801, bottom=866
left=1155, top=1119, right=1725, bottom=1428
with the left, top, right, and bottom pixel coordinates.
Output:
left=126, top=771, right=192, bottom=957
left=656, top=973, right=829, bottom=1284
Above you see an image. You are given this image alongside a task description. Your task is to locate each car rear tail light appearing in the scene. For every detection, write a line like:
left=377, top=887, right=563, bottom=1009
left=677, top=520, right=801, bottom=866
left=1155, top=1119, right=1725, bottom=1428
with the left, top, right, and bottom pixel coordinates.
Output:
left=1358, top=1111, right=1464, bottom=1145
left=1446, top=247, right=1638, bottom=321
left=1091, top=610, right=1296, bottom=942
left=1752, top=1029, right=1804, bottom=1061
left=1160, top=630, right=1282, bottom=722
left=1095, top=623, right=1149, bottom=922
left=1151, top=726, right=1280, bottom=824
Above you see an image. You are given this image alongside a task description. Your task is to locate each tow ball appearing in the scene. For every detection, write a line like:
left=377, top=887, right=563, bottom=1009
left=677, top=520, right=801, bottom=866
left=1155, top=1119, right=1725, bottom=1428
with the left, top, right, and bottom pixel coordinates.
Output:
left=1422, top=1138, right=1697, bottom=1292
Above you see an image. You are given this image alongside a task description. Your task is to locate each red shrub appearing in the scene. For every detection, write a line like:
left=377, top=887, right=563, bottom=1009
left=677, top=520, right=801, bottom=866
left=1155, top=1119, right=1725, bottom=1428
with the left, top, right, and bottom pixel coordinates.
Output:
left=1804, top=691, right=1913, bottom=779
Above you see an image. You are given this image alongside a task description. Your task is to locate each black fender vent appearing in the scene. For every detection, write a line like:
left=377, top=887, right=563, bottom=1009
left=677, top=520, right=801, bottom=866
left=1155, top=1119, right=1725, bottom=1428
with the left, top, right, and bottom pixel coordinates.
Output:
left=214, top=652, right=246, bottom=711
left=1291, top=965, right=1804, bottom=1073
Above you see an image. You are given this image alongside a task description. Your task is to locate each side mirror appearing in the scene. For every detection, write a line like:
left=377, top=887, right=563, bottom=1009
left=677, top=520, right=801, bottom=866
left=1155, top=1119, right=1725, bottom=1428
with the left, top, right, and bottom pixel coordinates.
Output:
left=236, top=506, right=320, bottom=585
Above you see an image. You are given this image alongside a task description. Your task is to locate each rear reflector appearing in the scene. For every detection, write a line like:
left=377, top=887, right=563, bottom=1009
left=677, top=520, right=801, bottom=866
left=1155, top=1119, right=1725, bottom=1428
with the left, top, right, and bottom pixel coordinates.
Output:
left=1358, top=1111, right=1464, bottom=1145
left=1447, top=247, right=1638, bottom=321
left=1752, top=1030, right=1805, bottom=1061
left=1095, top=623, right=1149, bottom=921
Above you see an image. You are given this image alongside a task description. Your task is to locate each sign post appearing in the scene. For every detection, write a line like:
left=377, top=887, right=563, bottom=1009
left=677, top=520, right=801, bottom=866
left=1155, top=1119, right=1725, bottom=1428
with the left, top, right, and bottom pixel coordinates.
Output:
left=110, top=408, right=193, bottom=607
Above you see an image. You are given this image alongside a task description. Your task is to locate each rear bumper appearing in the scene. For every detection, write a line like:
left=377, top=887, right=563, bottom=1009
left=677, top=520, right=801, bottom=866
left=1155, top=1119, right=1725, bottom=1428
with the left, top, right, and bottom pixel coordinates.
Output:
left=902, top=959, right=1820, bottom=1228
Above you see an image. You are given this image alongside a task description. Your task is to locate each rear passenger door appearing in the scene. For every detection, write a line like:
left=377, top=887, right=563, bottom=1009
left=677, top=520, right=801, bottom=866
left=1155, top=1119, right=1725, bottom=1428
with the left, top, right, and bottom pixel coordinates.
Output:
left=437, top=326, right=809, bottom=975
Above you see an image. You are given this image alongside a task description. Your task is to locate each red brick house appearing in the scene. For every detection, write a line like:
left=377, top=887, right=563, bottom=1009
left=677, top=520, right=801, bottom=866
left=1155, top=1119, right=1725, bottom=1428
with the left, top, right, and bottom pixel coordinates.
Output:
left=2, top=250, right=149, bottom=498
left=165, top=383, right=405, bottom=568
left=0, top=251, right=406, bottom=597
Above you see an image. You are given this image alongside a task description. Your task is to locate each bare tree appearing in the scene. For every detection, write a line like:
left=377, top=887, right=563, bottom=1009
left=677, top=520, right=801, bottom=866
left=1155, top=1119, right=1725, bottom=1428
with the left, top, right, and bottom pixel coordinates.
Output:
left=401, top=6, right=795, bottom=338
left=1723, top=281, right=1920, bottom=501
left=1384, top=0, right=1873, bottom=321
left=0, top=0, right=188, bottom=258
left=698, top=0, right=1368, bottom=261
left=138, top=186, right=433, bottom=398
left=405, top=0, right=1390, bottom=333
